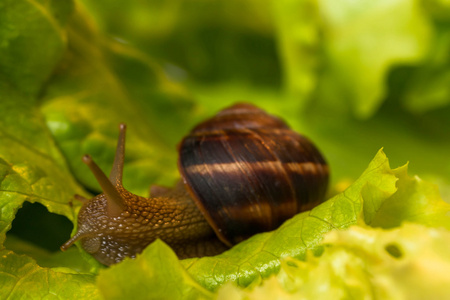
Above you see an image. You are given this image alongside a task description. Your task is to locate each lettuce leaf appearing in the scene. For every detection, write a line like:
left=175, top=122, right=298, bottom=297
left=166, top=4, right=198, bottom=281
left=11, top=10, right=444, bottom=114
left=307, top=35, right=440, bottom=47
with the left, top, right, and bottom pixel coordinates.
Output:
left=317, top=0, right=432, bottom=117
left=0, top=0, right=72, bottom=96
left=217, top=223, right=450, bottom=300
left=0, top=250, right=99, bottom=299
left=97, top=240, right=213, bottom=300
left=0, top=0, right=83, bottom=262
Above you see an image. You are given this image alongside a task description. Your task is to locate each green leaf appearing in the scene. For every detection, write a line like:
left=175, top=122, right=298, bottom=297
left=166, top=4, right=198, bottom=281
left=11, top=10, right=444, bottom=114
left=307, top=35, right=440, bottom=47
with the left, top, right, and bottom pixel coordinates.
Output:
left=216, top=223, right=450, bottom=299
left=0, top=83, right=85, bottom=247
left=272, top=0, right=321, bottom=102
left=0, top=2, right=101, bottom=297
left=402, top=27, right=450, bottom=113
left=322, top=0, right=433, bottom=117
left=276, top=0, right=433, bottom=117
left=97, top=240, right=213, bottom=300
left=369, top=163, right=450, bottom=229
left=0, top=0, right=73, bottom=96
left=0, top=249, right=99, bottom=299
left=4, top=235, right=93, bottom=271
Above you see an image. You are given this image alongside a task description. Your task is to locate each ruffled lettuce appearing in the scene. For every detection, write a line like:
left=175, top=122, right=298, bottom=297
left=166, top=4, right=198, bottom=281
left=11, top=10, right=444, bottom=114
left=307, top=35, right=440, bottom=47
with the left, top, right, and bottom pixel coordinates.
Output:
left=217, top=224, right=450, bottom=300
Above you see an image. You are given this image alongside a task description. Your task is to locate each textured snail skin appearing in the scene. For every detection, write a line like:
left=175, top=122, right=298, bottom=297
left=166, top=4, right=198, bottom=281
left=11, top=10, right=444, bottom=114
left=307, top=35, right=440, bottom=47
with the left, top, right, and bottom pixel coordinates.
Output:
left=61, top=104, right=329, bottom=266
left=70, top=184, right=227, bottom=266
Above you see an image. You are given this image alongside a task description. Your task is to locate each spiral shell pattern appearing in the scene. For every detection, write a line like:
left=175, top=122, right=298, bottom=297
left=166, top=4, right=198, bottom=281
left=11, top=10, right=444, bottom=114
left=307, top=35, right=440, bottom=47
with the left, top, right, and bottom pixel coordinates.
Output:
left=178, top=103, right=329, bottom=246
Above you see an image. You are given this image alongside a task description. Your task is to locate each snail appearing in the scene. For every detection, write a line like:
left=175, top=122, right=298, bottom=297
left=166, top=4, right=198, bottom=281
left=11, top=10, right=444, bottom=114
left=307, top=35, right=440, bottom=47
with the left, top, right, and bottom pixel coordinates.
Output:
left=61, top=103, right=329, bottom=266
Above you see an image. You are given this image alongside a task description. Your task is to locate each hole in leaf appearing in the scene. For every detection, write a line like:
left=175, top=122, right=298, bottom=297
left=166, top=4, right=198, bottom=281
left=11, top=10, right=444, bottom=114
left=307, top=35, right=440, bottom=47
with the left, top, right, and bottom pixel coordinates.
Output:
left=285, top=260, right=299, bottom=268
left=385, top=243, right=403, bottom=259
left=6, top=201, right=73, bottom=252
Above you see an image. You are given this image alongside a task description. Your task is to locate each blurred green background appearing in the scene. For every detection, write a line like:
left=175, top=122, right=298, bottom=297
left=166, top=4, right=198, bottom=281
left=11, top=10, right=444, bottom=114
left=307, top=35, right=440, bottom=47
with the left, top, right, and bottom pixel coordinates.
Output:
left=67, top=0, right=450, bottom=198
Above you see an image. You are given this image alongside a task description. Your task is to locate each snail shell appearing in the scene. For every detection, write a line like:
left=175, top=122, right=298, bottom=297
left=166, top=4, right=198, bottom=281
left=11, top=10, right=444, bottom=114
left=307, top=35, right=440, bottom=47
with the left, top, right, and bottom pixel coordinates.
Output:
left=179, top=103, right=328, bottom=246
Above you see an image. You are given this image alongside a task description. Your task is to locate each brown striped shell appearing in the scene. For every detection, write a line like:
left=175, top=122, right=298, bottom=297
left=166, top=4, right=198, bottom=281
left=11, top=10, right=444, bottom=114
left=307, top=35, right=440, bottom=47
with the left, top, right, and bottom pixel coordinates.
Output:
left=178, top=103, right=329, bottom=246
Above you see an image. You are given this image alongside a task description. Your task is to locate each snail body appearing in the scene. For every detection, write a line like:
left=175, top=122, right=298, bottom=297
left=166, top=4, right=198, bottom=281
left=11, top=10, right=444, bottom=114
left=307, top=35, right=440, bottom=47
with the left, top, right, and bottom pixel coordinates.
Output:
left=61, top=103, right=329, bottom=266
